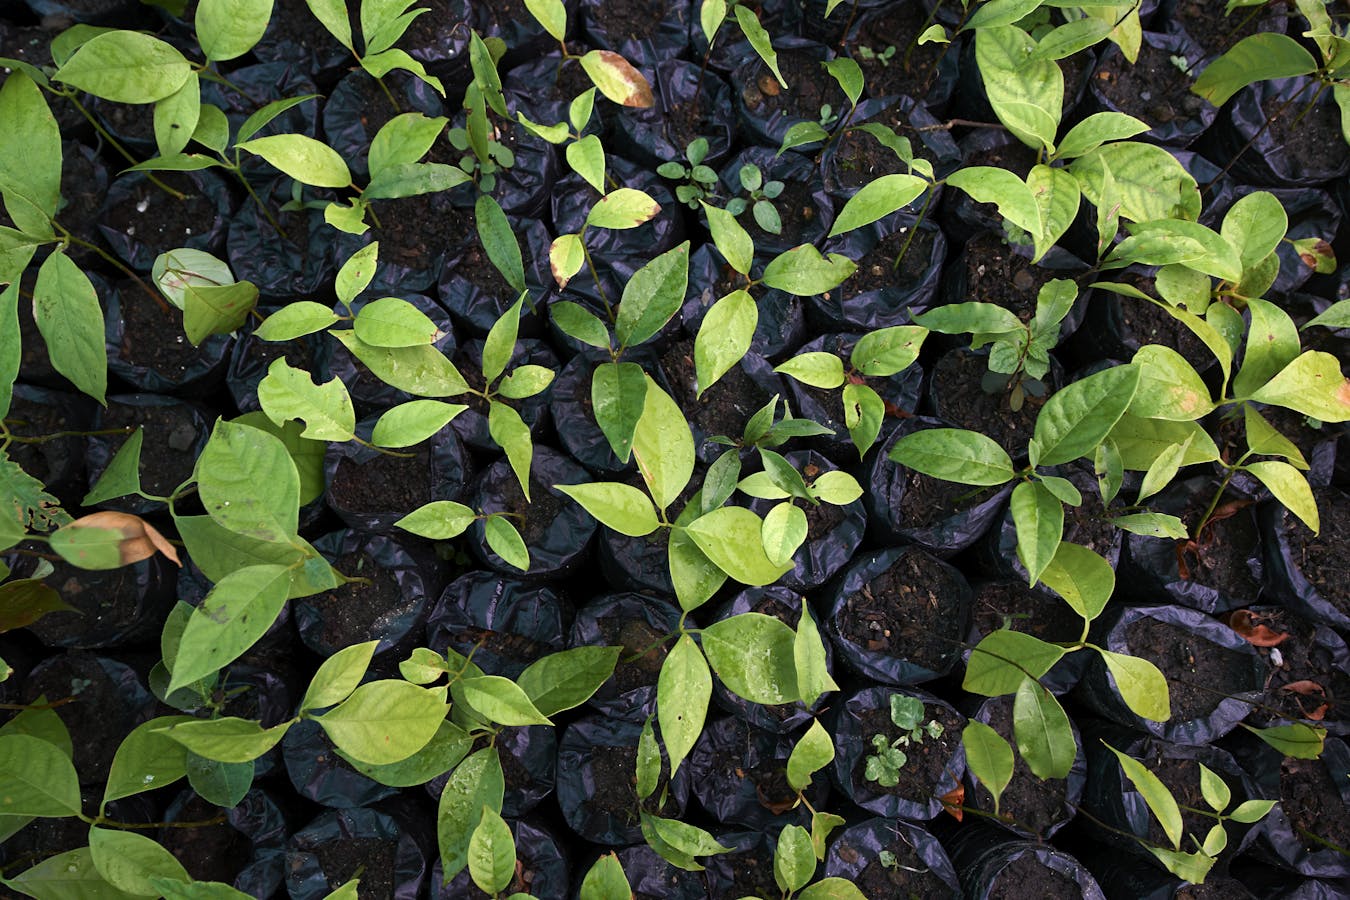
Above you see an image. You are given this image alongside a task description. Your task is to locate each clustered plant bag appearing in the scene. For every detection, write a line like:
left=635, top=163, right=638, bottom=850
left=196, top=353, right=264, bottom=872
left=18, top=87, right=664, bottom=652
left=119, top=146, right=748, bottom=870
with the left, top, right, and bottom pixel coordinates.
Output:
left=2, top=0, right=1350, bottom=897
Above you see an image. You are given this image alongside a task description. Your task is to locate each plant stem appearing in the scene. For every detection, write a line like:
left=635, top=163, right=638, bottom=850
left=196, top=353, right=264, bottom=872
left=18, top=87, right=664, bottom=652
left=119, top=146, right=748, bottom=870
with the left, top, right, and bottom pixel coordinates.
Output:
left=60, top=91, right=186, bottom=200
left=1201, top=78, right=1316, bottom=197
left=892, top=189, right=935, bottom=271
left=57, top=226, right=172, bottom=314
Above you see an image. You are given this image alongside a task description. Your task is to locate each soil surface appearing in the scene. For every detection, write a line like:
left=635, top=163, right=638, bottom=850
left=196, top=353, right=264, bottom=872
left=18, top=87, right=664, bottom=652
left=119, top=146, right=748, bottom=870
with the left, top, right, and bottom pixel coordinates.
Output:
left=305, top=548, right=408, bottom=650
left=852, top=701, right=963, bottom=802
left=659, top=338, right=773, bottom=445
left=102, top=174, right=224, bottom=264
left=329, top=444, right=440, bottom=516
left=311, top=836, right=399, bottom=898
left=1093, top=39, right=1208, bottom=132
left=840, top=225, right=937, bottom=301
left=985, top=850, right=1083, bottom=900
left=112, top=277, right=219, bottom=382
left=1124, top=614, right=1260, bottom=723
left=740, top=47, right=846, bottom=124
left=1283, top=487, right=1350, bottom=619
left=896, top=466, right=1000, bottom=532
left=849, top=3, right=948, bottom=103
left=971, top=696, right=1069, bottom=838
left=157, top=795, right=249, bottom=885
left=587, top=743, right=677, bottom=827
left=838, top=831, right=958, bottom=898
left=1259, top=91, right=1350, bottom=181
left=930, top=349, right=1043, bottom=455
left=840, top=550, right=966, bottom=675
left=94, top=400, right=202, bottom=501
left=591, top=0, right=667, bottom=44
left=1278, top=753, right=1350, bottom=854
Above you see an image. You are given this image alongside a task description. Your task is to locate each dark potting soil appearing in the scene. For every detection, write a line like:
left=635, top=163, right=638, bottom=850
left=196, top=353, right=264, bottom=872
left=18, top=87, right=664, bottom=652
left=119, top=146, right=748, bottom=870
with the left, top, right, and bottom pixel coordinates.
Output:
left=971, top=581, right=1083, bottom=645
left=742, top=179, right=819, bottom=249
left=840, top=225, right=936, bottom=301
left=1061, top=494, right=1117, bottom=561
left=2, top=393, right=85, bottom=488
left=311, top=836, right=399, bottom=898
left=329, top=444, right=438, bottom=516
left=852, top=702, right=963, bottom=802
left=496, top=728, right=536, bottom=799
left=1121, top=294, right=1213, bottom=368
left=973, top=696, right=1068, bottom=838
left=839, top=832, right=957, bottom=899
left=102, top=174, right=223, bottom=262
left=307, top=550, right=405, bottom=650
left=1259, top=93, right=1350, bottom=180
left=665, top=94, right=719, bottom=160
left=21, top=653, right=143, bottom=784
left=840, top=551, right=966, bottom=673
left=712, top=851, right=779, bottom=900
left=242, top=328, right=318, bottom=386
left=453, top=227, right=521, bottom=301
left=797, top=372, right=906, bottom=434
left=113, top=278, right=217, bottom=379
left=1179, top=496, right=1262, bottom=603
left=495, top=472, right=567, bottom=550
left=16, top=545, right=152, bottom=648
left=443, top=625, right=552, bottom=669
left=829, top=127, right=914, bottom=193
left=985, top=850, right=1082, bottom=900
left=588, top=744, right=677, bottom=826
left=703, top=721, right=800, bottom=817
left=263, top=0, right=350, bottom=60
left=1244, top=607, right=1349, bottom=730
left=802, top=490, right=847, bottom=538
left=1278, top=753, right=1350, bottom=854
left=961, top=231, right=1073, bottom=323
left=597, top=615, right=667, bottom=694
left=659, top=339, right=773, bottom=442
left=400, top=0, right=470, bottom=57
left=96, top=99, right=155, bottom=147
left=1093, top=40, right=1208, bottom=131
left=1169, top=0, right=1283, bottom=59
left=157, top=795, right=250, bottom=885
left=476, top=0, right=529, bottom=30
left=930, top=349, right=1041, bottom=455
left=54, top=147, right=107, bottom=262
left=850, top=3, right=947, bottom=103
left=367, top=190, right=466, bottom=273
left=1124, top=615, right=1259, bottom=723
left=1284, top=487, right=1350, bottom=619
left=896, top=467, right=999, bottom=531
left=739, top=47, right=847, bottom=125
left=97, top=401, right=201, bottom=498
left=1175, top=875, right=1258, bottom=900
left=1132, top=752, right=1214, bottom=851
left=592, top=0, right=667, bottom=43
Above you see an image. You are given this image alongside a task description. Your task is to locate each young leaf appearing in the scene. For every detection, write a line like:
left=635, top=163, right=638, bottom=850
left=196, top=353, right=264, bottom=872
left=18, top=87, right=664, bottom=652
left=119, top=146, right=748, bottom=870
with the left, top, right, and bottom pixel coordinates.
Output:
left=317, top=680, right=449, bottom=765
left=53, top=31, right=191, bottom=103
left=168, top=564, right=290, bottom=694
left=456, top=675, right=551, bottom=727
left=1105, top=742, right=1184, bottom=849
left=195, top=419, right=300, bottom=544
left=828, top=174, right=927, bottom=237
left=659, top=634, right=711, bottom=776
left=371, top=400, right=467, bottom=448
left=586, top=187, right=661, bottom=229
left=474, top=194, right=526, bottom=294
left=794, top=606, right=838, bottom=707
left=483, top=296, right=524, bottom=387
left=1191, top=33, right=1317, bottom=106
left=517, top=646, right=621, bottom=717
left=157, top=717, right=292, bottom=763
left=701, top=202, right=753, bottom=275
left=963, top=720, right=1014, bottom=814
left=257, top=358, right=356, bottom=441
left=556, top=482, right=660, bottom=536
left=699, top=612, right=799, bottom=704
left=761, top=245, right=857, bottom=296
left=696, top=290, right=757, bottom=396
left=1248, top=351, right=1350, bottom=423
left=1054, top=111, right=1150, bottom=160
left=1096, top=648, right=1170, bottom=722
left=1013, top=677, right=1075, bottom=780
left=235, top=134, right=351, bottom=188
left=468, top=806, right=516, bottom=896
left=1246, top=461, right=1319, bottom=532
left=335, top=242, right=379, bottom=305
left=616, top=241, right=690, bottom=349
left=964, top=631, right=1067, bottom=696
left=548, top=232, right=585, bottom=289
left=685, top=507, right=794, bottom=587
left=1011, top=481, right=1063, bottom=587
left=552, top=300, right=611, bottom=349
left=579, top=853, right=630, bottom=900
left=775, top=352, right=845, bottom=389
left=775, top=825, right=816, bottom=894
left=887, top=428, right=1016, bottom=486
left=1198, top=762, right=1231, bottom=813
left=566, top=133, right=606, bottom=194
left=437, top=747, right=505, bottom=881
left=842, top=382, right=884, bottom=458
left=592, top=361, right=648, bottom=464
left=33, top=250, right=106, bottom=404
left=300, top=640, right=379, bottom=712
left=786, top=719, right=835, bottom=792
left=484, top=514, right=530, bottom=571
left=762, top=501, right=807, bottom=567
left=487, top=400, right=534, bottom=500
left=631, top=377, right=695, bottom=510
left=1031, top=364, right=1141, bottom=467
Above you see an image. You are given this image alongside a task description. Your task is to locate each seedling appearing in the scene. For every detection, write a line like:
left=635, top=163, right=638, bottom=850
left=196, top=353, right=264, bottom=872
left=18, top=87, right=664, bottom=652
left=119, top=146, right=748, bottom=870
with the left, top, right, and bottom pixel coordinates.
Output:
left=657, top=138, right=721, bottom=209
left=857, top=44, right=897, bottom=66
left=864, top=695, right=944, bottom=787
left=725, top=163, right=785, bottom=235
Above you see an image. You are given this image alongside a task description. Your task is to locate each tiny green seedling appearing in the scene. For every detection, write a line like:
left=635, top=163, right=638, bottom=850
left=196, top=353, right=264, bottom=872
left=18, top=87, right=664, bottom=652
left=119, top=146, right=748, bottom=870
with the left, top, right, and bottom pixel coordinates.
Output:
left=658, top=138, right=720, bottom=209
left=725, top=163, right=785, bottom=235
left=864, top=695, right=944, bottom=788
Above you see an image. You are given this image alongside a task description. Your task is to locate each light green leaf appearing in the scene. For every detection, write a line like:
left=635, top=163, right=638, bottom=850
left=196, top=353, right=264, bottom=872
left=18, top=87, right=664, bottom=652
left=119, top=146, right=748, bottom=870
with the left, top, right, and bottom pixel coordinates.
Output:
left=483, top=296, right=523, bottom=387
left=548, top=232, right=585, bottom=289
left=303, top=0, right=354, bottom=51
left=1136, top=436, right=1192, bottom=504
left=551, top=301, right=610, bottom=349
left=0, top=734, right=81, bottom=817
left=183, top=281, right=258, bottom=347
left=487, top=400, right=533, bottom=501
left=155, top=74, right=200, bottom=159
left=32, top=251, right=106, bottom=405
left=578, top=49, right=654, bottom=107
left=669, top=525, right=726, bottom=614
left=354, top=296, right=443, bottom=348
left=761, top=245, right=857, bottom=296
left=964, top=0, right=1045, bottom=30
left=395, top=501, right=476, bottom=539
left=1228, top=797, right=1279, bottom=823
left=3, top=848, right=138, bottom=900
left=89, top=827, right=190, bottom=896
left=157, top=717, right=291, bottom=764
left=1192, top=33, right=1317, bottom=105
left=887, top=427, right=1016, bottom=486
left=371, top=400, right=466, bottom=448
left=1055, top=111, right=1151, bottom=159
left=1199, top=762, right=1231, bottom=813
left=53, top=31, right=191, bottom=103
left=702, top=202, right=753, bottom=275
left=566, top=133, right=606, bottom=194
left=300, top=640, right=379, bottom=712
left=1242, top=722, right=1326, bottom=759
left=964, top=630, right=1067, bottom=696
left=0, top=72, right=60, bottom=233
left=1070, top=142, right=1200, bottom=224
left=235, top=134, right=351, bottom=188
left=786, top=719, right=835, bottom=792
left=257, top=358, right=355, bottom=441
left=794, top=605, right=838, bottom=706
left=592, top=361, right=648, bottom=463
left=579, top=854, right=630, bottom=900
left=1039, top=540, right=1113, bottom=623
left=485, top=515, right=530, bottom=571
left=1246, top=460, right=1318, bottom=532
left=632, top=377, right=695, bottom=510
left=318, top=680, right=449, bottom=765
left=335, top=242, right=379, bottom=306
left=976, top=25, right=1063, bottom=153
left=1233, top=297, right=1301, bottom=400
left=197, top=0, right=273, bottom=61
left=195, top=419, right=300, bottom=543
left=696, top=290, right=757, bottom=396
left=762, top=501, right=807, bottom=567
left=616, top=242, right=690, bottom=349
left=556, top=482, right=659, bottom=536
left=168, top=564, right=289, bottom=693
left=1105, top=743, right=1183, bottom=849
left=1011, top=481, right=1063, bottom=586
left=798, top=878, right=868, bottom=900
left=255, top=302, right=339, bottom=341
left=775, top=825, right=816, bottom=894
left=586, top=187, right=661, bottom=229
left=1108, top=414, right=1220, bottom=470
left=517, top=646, right=621, bottom=717
left=1098, top=648, right=1170, bottom=722
left=659, top=635, right=711, bottom=776
left=775, top=352, right=845, bottom=389
left=1027, top=164, right=1080, bottom=260
left=963, top=720, right=1014, bottom=813
left=686, top=507, right=794, bottom=587
left=437, top=747, right=505, bottom=881
left=1032, top=364, right=1140, bottom=466
left=329, top=330, right=469, bottom=398
left=700, top=612, right=799, bottom=704
left=828, top=174, right=927, bottom=237
left=1111, top=512, right=1188, bottom=539
left=1221, top=190, right=1288, bottom=271
left=468, top=806, right=516, bottom=895
left=524, top=0, right=566, bottom=41
left=1013, top=677, right=1076, bottom=780
left=1130, top=345, right=1213, bottom=421
left=1249, top=351, right=1350, bottom=422
left=456, top=674, right=551, bottom=727
left=851, top=325, right=927, bottom=377
left=946, top=166, right=1042, bottom=239
left=734, top=4, right=785, bottom=87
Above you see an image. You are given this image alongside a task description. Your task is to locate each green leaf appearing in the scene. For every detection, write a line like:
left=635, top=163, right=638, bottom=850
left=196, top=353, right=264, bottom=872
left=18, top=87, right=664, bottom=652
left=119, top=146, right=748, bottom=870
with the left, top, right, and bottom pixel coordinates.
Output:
left=1198, top=762, right=1231, bottom=813
left=394, top=500, right=476, bottom=540
left=552, top=301, right=610, bottom=349
left=484, top=515, right=530, bottom=571
left=369, top=112, right=447, bottom=177
left=329, top=330, right=469, bottom=398
left=914, top=301, right=1023, bottom=337
left=32, top=251, right=106, bottom=405
left=887, top=427, right=1016, bottom=486
left=798, top=878, right=867, bottom=900
left=946, top=166, right=1042, bottom=241
left=523, top=0, right=566, bottom=41
left=185, top=754, right=253, bottom=808
left=354, top=296, right=443, bottom=348
left=566, top=133, right=606, bottom=194
left=579, top=854, right=630, bottom=900
left=823, top=56, right=863, bottom=106
left=1011, top=481, right=1063, bottom=587
left=658, top=634, right=711, bottom=776
left=556, top=482, right=659, bottom=537
left=339, top=719, right=468, bottom=787
left=1136, top=436, right=1192, bottom=503
left=195, top=419, right=300, bottom=543
left=483, top=296, right=523, bottom=386
left=1109, top=218, right=1242, bottom=282
left=761, top=245, right=857, bottom=296
left=616, top=242, right=690, bottom=349
left=851, top=325, right=927, bottom=376
left=474, top=194, right=525, bottom=294
left=498, top=363, right=554, bottom=398
left=303, top=0, right=354, bottom=50
left=1249, top=351, right=1350, bottom=423
left=734, top=4, right=785, bottom=87
left=197, top=0, right=273, bottom=61
left=1097, top=648, right=1170, bottom=722
left=586, top=187, right=661, bottom=229
left=695, top=290, right=756, bottom=396
left=1108, top=414, right=1220, bottom=470
left=1246, top=460, right=1319, bottom=532
left=0, top=73, right=61, bottom=233
left=1013, top=677, right=1076, bottom=780
left=548, top=232, right=585, bottom=289
left=1192, top=33, right=1317, bottom=106
left=1055, top=111, right=1150, bottom=160
left=1039, top=540, right=1114, bottom=623
left=964, top=630, right=1067, bottom=696
left=257, top=358, right=356, bottom=441
left=468, top=806, right=516, bottom=895
left=811, top=470, right=862, bottom=506
left=175, top=514, right=334, bottom=598
left=53, top=31, right=191, bottom=103
left=1, top=847, right=138, bottom=900
left=82, top=428, right=143, bottom=505
left=1303, top=298, right=1350, bottom=330
left=578, top=49, right=654, bottom=107
left=89, top=827, right=190, bottom=896
left=631, top=377, right=695, bottom=510
left=1032, top=364, right=1140, bottom=466
left=300, top=640, right=379, bottom=712
left=1070, top=142, right=1200, bottom=224
left=1221, top=190, right=1288, bottom=271
left=1228, top=797, right=1279, bottom=823
left=700, top=612, right=799, bottom=704
left=255, top=301, right=339, bottom=341
left=963, top=720, right=1014, bottom=813
left=437, top=748, right=505, bottom=881
left=1027, top=164, right=1080, bottom=259
left=0, top=734, right=81, bottom=816
left=1111, top=512, right=1188, bottom=539
left=487, top=400, right=533, bottom=501
left=455, top=674, right=552, bottom=727
left=516, top=646, right=621, bottom=717
left=1105, top=742, right=1183, bottom=849
left=787, top=719, right=835, bottom=792
left=794, top=604, right=838, bottom=706
left=775, top=352, right=845, bottom=389
left=1234, top=297, right=1301, bottom=400
left=701, top=202, right=753, bottom=276
left=669, top=525, right=726, bottom=614
left=168, top=564, right=290, bottom=694
left=636, top=718, right=660, bottom=801
left=318, top=680, right=449, bottom=765
left=371, top=400, right=466, bottom=448
left=1130, top=345, right=1214, bottom=421
left=335, top=242, right=379, bottom=306
left=828, top=174, right=927, bottom=237
left=762, top=501, right=807, bottom=567
left=976, top=25, right=1063, bottom=152
left=158, top=717, right=291, bottom=763
left=645, top=812, right=732, bottom=864
left=183, top=281, right=258, bottom=346
left=963, top=0, right=1044, bottom=30
left=235, top=134, right=351, bottom=188
left=686, top=507, right=794, bottom=587
left=775, top=825, right=816, bottom=893
left=1242, top=722, right=1326, bottom=759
